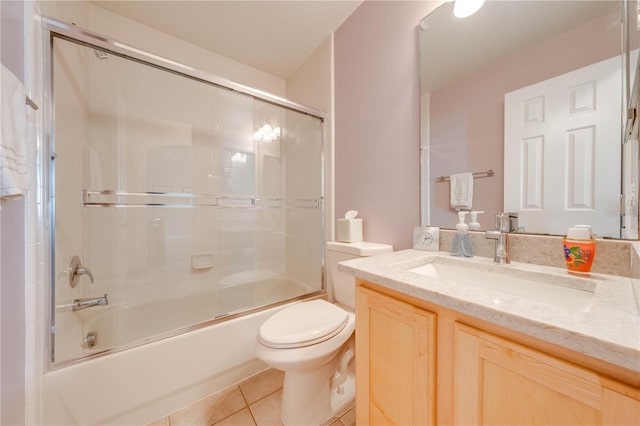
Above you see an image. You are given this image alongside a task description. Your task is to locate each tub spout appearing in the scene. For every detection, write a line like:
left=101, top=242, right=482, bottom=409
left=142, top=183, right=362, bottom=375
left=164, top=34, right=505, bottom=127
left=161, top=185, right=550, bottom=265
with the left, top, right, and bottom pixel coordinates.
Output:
left=72, top=294, right=109, bottom=312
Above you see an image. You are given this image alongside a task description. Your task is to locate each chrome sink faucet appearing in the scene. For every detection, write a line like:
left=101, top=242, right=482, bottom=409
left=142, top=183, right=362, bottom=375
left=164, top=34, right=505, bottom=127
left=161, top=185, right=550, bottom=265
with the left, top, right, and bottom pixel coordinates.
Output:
left=485, top=212, right=518, bottom=264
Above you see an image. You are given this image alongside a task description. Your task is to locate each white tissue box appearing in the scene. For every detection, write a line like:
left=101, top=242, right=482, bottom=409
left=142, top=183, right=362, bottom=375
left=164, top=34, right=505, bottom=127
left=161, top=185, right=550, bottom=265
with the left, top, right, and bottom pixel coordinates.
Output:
left=337, top=218, right=363, bottom=242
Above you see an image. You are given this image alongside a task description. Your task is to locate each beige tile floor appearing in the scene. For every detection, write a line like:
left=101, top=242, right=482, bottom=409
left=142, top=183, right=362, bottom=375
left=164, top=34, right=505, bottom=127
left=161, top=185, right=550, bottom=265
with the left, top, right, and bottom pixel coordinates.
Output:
left=147, top=368, right=355, bottom=426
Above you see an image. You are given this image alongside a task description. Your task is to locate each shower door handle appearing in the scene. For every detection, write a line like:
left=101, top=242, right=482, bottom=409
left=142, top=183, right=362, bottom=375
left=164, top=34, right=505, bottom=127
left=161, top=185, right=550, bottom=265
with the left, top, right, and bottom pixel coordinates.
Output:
left=69, top=255, right=94, bottom=287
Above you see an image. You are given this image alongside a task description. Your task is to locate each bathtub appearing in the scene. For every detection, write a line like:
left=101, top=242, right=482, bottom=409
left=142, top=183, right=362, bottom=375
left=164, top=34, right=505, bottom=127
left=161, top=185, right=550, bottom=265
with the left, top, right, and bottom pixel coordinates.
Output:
left=81, top=277, right=315, bottom=352
left=43, top=285, right=322, bottom=425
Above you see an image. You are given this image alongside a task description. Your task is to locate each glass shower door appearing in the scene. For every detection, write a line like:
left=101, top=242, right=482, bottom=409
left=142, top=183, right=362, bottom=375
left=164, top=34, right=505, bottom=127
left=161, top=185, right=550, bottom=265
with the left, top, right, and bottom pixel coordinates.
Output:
left=50, top=35, right=323, bottom=364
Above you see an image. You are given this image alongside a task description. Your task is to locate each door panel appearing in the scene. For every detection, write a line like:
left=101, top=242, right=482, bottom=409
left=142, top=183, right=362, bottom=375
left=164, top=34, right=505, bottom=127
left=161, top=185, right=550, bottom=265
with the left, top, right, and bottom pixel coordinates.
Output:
left=505, top=55, right=622, bottom=237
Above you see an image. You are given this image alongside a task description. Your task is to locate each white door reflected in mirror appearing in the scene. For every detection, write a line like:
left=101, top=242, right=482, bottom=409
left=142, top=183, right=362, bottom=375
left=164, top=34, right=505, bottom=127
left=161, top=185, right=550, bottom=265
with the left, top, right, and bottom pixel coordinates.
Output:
left=504, top=53, right=629, bottom=238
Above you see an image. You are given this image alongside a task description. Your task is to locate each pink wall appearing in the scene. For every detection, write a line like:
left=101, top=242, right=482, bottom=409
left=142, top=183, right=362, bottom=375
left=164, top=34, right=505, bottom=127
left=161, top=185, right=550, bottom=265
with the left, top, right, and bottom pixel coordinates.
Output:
left=1, top=1, right=26, bottom=424
left=334, top=0, right=436, bottom=249
left=429, top=12, right=621, bottom=228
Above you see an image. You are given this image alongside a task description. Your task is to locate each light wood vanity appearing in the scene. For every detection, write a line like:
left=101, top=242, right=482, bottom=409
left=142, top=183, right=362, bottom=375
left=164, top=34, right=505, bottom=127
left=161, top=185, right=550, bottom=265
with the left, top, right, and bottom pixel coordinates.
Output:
left=356, top=281, right=640, bottom=425
left=346, top=251, right=640, bottom=425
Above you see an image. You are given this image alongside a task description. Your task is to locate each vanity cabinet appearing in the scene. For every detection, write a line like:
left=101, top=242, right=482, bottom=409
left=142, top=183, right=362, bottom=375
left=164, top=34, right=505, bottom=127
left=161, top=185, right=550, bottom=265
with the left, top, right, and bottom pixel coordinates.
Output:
left=455, top=324, right=640, bottom=425
left=355, top=281, right=640, bottom=426
left=355, top=286, right=436, bottom=425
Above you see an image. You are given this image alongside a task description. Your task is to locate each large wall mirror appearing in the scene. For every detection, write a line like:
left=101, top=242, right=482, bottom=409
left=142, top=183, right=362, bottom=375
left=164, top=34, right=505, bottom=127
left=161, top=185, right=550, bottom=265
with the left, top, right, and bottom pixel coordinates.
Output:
left=420, top=0, right=640, bottom=239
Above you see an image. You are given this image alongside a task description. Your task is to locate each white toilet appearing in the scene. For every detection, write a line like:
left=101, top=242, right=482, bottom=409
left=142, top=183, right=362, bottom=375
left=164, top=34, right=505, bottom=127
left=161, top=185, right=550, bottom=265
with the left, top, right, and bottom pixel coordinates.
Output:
left=255, top=241, right=393, bottom=426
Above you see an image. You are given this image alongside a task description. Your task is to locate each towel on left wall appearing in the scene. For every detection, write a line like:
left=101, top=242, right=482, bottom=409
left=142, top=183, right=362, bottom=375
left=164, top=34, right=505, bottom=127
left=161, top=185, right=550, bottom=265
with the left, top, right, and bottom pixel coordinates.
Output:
left=1, top=63, right=28, bottom=197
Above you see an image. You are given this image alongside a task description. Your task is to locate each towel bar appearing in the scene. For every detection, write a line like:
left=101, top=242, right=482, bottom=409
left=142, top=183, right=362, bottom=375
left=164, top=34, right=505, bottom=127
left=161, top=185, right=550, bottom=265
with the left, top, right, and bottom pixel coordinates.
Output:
left=436, top=169, right=494, bottom=183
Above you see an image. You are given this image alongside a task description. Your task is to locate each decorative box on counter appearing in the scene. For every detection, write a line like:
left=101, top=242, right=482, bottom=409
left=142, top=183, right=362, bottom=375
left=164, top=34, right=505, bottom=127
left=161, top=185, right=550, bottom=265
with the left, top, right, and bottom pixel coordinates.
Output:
left=337, top=210, right=363, bottom=243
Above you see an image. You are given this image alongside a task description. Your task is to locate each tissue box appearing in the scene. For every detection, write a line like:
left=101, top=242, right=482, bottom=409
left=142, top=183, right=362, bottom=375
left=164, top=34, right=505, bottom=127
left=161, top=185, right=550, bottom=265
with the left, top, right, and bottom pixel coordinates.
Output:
left=337, top=218, right=363, bottom=242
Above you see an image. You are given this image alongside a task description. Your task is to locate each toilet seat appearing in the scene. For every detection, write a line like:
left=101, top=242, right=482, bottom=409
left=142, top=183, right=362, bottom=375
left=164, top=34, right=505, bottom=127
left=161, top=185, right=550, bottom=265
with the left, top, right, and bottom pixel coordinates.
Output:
left=258, top=300, right=349, bottom=349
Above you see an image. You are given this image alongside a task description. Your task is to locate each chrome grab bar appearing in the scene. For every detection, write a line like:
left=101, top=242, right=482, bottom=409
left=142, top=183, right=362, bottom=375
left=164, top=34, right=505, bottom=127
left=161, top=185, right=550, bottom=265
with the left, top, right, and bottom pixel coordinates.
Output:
left=72, top=294, right=109, bottom=312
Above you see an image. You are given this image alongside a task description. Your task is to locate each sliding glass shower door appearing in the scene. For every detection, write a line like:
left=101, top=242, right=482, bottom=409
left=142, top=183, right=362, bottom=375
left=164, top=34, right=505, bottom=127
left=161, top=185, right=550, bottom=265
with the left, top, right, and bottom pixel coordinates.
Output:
left=50, top=34, right=324, bottom=364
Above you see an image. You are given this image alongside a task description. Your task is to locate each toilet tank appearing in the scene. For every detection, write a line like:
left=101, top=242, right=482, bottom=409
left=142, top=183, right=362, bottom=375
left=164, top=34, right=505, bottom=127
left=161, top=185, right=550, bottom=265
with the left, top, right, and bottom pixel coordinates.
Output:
left=326, top=241, right=393, bottom=309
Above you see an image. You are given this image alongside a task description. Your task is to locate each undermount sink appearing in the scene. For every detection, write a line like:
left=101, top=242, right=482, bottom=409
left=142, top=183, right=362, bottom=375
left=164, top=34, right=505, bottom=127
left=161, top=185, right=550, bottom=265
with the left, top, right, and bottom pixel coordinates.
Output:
left=407, top=257, right=595, bottom=312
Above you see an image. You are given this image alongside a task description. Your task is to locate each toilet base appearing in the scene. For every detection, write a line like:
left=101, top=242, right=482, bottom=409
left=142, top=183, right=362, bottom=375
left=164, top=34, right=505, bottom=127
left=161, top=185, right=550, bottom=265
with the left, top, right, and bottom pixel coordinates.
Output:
left=280, top=338, right=355, bottom=426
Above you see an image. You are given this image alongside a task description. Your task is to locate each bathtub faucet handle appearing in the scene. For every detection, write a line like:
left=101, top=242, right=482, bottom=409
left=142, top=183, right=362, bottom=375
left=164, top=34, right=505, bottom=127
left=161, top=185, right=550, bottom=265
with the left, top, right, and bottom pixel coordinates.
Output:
left=69, top=255, right=94, bottom=287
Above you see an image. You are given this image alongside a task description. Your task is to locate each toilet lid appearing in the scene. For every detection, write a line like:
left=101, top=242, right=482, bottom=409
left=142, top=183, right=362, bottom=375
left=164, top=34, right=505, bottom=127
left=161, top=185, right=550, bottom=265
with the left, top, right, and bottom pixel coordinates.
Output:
left=258, top=299, right=349, bottom=349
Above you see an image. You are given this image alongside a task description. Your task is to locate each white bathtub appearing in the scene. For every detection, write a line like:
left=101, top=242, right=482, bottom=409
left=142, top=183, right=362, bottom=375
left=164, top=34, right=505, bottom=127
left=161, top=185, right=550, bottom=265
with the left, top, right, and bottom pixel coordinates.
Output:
left=43, top=289, right=321, bottom=425
left=82, top=277, right=313, bottom=352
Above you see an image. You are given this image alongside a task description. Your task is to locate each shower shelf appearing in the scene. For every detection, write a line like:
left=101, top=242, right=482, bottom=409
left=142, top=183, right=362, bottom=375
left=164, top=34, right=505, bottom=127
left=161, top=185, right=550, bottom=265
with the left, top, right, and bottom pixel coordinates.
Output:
left=82, top=190, right=320, bottom=209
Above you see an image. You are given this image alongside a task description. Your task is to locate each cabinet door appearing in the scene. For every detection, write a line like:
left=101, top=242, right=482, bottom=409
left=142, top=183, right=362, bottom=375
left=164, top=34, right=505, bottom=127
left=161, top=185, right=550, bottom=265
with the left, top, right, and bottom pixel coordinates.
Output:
left=356, top=287, right=436, bottom=425
left=602, top=379, right=640, bottom=425
left=454, top=323, right=640, bottom=425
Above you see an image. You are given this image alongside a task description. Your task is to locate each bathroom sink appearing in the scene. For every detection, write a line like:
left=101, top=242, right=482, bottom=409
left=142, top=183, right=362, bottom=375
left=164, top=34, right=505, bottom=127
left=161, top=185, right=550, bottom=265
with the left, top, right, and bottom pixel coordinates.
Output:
left=407, top=258, right=595, bottom=312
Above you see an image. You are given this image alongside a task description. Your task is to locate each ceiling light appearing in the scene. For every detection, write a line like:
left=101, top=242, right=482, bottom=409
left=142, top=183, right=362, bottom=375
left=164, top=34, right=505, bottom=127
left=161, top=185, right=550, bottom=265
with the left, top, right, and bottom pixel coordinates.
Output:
left=453, top=0, right=486, bottom=18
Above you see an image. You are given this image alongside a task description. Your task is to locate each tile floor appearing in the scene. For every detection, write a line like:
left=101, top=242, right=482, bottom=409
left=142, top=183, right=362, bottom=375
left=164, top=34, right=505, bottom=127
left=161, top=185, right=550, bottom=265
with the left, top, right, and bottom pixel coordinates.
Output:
left=147, top=368, right=355, bottom=426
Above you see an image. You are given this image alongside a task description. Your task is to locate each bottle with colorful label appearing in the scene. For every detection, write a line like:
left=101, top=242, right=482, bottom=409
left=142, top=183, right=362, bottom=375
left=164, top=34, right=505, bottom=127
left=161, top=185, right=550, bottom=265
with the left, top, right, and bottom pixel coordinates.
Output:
left=563, top=225, right=595, bottom=274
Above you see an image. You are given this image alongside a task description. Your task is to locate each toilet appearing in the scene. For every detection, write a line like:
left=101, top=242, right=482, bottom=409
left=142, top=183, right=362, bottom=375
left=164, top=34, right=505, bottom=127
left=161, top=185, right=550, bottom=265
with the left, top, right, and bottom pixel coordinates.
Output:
left=255, top=241, right=393, bottom=426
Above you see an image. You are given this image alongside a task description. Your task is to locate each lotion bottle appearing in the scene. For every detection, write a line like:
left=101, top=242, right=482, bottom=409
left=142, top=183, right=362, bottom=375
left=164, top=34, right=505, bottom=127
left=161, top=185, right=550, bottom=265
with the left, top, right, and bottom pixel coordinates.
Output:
left=451, top=211, right=473, bottom=257
left=563, top=225, right=595, bottom=274
left=469, top=211, right=484, bottom=231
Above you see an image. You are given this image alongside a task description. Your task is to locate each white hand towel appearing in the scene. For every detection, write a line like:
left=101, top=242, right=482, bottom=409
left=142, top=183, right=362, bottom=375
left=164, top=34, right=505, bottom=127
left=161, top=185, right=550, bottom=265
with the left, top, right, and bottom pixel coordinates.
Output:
left=450, top=172, right=473, bottom=210
left=1, top=64, right=28, bottom=197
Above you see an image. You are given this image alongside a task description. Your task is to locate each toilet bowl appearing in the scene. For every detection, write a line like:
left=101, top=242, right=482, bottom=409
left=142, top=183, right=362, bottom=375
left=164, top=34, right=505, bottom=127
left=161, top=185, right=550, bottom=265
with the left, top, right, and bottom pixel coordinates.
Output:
left=255, top=241, right=393, bottom=426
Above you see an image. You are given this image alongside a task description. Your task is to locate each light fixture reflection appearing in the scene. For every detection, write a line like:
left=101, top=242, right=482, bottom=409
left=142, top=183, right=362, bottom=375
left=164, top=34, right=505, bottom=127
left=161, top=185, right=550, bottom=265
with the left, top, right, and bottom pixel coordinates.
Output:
left=231, top=152, right=247, bottom=164
left=253, top=123, right=281, bottom=143
left=453, top=0, right=486, bottom=18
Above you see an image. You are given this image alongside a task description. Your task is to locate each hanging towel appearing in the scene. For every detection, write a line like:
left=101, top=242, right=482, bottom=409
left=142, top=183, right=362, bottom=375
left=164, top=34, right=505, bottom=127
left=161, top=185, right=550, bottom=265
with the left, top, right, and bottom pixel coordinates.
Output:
left=450, top=172, right=473, bottom=210
left=1, top=64, right=28, bottom=197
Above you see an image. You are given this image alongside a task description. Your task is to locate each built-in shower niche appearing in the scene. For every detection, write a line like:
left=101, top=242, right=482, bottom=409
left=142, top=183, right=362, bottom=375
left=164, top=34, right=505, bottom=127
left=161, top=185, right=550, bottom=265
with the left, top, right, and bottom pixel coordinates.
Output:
left=51, top=35, right=323, bottom=364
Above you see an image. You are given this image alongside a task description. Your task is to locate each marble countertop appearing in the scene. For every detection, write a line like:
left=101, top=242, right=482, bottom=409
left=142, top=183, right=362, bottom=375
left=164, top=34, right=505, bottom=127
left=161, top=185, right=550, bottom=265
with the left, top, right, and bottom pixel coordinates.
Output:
left=339, top=249, right=640, bottom=373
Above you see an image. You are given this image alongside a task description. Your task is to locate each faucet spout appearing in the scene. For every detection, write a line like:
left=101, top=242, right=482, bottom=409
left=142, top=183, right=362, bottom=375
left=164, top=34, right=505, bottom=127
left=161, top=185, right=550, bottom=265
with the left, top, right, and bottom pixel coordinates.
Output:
left=485, top=229, right=510, bottom=264
left=485, top=212, right=517, bottom=264
left=72, top=294, right=109, bottom=312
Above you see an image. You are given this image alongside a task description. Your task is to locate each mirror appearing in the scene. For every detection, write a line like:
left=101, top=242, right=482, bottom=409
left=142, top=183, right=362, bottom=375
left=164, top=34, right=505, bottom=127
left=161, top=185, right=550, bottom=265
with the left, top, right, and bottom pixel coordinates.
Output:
left=420, top=0, right=640, bottom=239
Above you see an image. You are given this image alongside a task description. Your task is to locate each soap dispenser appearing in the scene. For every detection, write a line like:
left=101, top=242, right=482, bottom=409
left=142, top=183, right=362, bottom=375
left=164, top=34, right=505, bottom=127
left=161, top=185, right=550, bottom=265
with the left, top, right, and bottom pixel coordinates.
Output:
left=563, top=225, right=595, bottom=274
left=469, top=211, right=484, bottom=231
left=451, top=211, right=473, bottom=257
